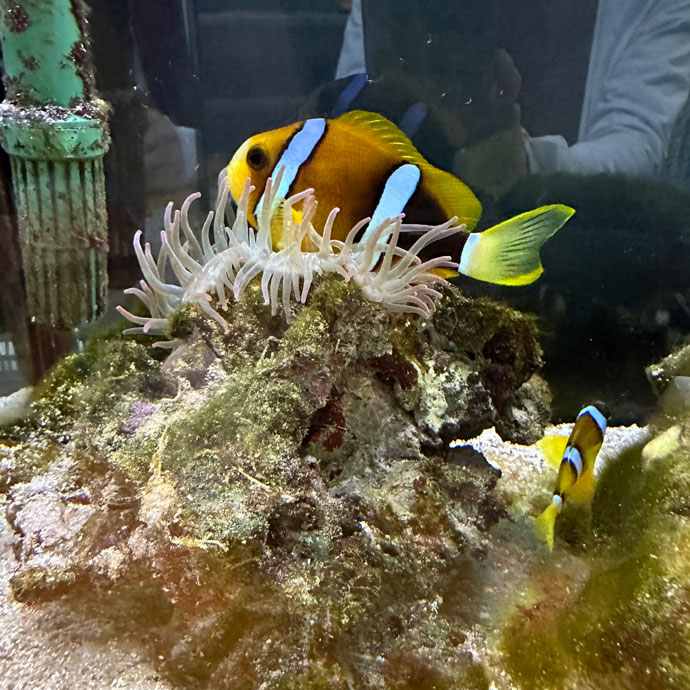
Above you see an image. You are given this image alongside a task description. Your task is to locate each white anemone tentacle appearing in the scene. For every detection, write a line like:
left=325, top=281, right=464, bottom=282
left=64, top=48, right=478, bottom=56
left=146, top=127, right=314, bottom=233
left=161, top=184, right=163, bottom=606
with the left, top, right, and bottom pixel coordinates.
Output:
left=118, top=168, right=466, bottom=345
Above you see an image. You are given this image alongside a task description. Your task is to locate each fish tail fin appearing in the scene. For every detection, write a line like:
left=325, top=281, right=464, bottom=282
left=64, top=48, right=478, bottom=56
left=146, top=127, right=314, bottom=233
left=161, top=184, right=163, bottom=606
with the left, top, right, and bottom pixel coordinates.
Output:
left=458, top=204, right=574, bottom=286
left=567, top=469, right=596, bottom=503
left=535, top=496, right=563, bottom=551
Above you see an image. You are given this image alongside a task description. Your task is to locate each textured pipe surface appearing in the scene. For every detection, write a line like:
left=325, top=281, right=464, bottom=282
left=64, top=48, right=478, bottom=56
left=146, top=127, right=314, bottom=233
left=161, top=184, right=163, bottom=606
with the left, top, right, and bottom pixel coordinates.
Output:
left=0, top=0, right=111, bottom=328
left=10, top=155, right=108, bottom=327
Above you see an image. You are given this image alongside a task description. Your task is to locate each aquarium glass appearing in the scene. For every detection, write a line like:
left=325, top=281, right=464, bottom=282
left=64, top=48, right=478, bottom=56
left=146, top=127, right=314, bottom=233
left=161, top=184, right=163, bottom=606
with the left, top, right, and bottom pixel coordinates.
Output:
left=1, top=1, right=690, bottom=688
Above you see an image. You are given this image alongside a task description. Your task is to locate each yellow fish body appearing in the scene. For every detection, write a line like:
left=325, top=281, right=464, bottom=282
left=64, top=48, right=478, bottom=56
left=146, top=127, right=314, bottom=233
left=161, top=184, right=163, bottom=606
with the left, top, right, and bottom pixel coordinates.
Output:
left=535, top=405, right=608, bottom=550
left=226, top=110, right=574, bottom=286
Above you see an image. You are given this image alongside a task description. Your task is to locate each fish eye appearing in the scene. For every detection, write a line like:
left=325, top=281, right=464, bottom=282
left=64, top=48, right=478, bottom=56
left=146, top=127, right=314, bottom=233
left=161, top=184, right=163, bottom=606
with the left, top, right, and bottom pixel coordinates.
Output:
left=246, top=146, right=269, bottom=170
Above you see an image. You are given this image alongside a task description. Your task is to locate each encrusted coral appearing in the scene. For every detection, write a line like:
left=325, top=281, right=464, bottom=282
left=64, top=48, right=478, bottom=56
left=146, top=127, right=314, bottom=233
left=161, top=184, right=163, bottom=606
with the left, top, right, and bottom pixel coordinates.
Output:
left=117, top=169, right=464, bottom=341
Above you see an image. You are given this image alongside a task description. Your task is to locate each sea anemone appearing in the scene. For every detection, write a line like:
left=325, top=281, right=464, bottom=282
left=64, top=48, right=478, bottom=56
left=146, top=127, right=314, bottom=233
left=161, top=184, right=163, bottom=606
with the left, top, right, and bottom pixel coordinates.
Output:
left=117, top=169, right=465, bottom=344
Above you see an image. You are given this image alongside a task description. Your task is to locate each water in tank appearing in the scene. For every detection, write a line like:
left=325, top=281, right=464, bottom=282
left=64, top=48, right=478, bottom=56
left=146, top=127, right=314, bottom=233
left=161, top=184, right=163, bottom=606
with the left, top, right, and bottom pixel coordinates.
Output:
left=0, top=2, right=689, bottom=688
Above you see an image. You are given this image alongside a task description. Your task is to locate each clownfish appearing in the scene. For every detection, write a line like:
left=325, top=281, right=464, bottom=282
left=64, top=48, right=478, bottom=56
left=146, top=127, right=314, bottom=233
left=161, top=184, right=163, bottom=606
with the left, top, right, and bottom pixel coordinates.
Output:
left=535, top=404, right=608, bottom=550
left=225, top=110, right=574, bottom=286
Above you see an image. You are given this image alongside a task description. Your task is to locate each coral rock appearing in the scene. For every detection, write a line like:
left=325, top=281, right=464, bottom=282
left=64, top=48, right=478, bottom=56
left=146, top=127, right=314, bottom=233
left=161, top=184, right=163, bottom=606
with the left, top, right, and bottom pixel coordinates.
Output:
left=2, top=278, right=547, bottom=688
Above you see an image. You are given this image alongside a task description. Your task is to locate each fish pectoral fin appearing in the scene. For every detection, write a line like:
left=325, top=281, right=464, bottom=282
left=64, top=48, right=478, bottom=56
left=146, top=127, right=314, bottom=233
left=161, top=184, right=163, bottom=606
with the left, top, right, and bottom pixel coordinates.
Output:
left=431, top=267, right=459, bottom=280
left=458, top=204, right=575, bottom=286
left=537, top=435, right=570, bottom=468
left=269, top=201, right=304, bottom=251
left=270, top=199, right=289, bottom=251
left=566, top=469, right=596, bottom=503
left=534, top=500, right=561, bottom=551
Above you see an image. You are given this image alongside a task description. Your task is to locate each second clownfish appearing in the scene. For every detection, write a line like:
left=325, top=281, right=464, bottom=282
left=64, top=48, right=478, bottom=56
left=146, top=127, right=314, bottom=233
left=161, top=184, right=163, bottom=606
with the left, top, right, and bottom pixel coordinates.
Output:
left=535, top=404, right=608, bottom=550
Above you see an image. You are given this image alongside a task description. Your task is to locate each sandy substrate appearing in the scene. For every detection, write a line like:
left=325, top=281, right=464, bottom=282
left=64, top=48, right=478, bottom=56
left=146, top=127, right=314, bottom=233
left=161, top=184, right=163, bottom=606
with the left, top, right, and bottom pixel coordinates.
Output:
left=462, top=422, right=650, bottom=477
left=0, top=502, right=172, bottom=690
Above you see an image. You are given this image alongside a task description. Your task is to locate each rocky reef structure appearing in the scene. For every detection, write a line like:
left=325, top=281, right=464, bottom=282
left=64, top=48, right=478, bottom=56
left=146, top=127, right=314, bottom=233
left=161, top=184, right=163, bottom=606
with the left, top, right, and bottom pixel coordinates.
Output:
left=3, top=295, right=689, bottom=688
left=0, top=249, right=550, bottom=688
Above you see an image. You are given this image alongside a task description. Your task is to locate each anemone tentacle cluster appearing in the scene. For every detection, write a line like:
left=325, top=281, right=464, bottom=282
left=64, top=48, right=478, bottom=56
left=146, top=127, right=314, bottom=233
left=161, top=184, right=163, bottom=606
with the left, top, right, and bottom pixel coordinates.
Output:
left=117, top=169, right=465, bottom=344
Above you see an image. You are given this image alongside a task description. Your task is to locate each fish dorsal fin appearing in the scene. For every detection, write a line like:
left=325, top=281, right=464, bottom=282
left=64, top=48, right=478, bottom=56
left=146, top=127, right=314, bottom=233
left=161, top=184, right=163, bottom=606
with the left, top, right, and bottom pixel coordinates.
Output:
left=337, top=110, right=426, bottom=164
left=538, top=435, right=570, bottom=468
left=337, top=110, right=482, bottom=229
left=422, top=165, right=482, bottom=229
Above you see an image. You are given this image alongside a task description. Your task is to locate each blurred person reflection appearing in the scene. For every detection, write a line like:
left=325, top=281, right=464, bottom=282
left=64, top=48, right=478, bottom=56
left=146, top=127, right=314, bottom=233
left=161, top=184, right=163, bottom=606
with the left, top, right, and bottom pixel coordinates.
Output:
left=336, top=0, right=364, bottom=81
left=334, top=0, right=690, bottom=193
left=519, top=0, right=690, bottom=178
left=326, top=0, right=517, bottom=180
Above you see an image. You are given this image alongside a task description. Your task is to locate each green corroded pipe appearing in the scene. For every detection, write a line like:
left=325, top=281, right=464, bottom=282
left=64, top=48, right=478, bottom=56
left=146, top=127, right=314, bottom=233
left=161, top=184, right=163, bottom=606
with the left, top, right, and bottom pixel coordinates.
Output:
left=1, top=0, right=89, bottom=106
left=0, top=0, right=111, bottom=328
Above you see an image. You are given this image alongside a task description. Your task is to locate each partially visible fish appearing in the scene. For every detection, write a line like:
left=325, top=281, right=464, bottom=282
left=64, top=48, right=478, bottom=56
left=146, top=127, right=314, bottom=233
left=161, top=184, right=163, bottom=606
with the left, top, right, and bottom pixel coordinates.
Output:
left=535, top=404, right=608, bottom=550
left=225, top=110, right=573, bottom=286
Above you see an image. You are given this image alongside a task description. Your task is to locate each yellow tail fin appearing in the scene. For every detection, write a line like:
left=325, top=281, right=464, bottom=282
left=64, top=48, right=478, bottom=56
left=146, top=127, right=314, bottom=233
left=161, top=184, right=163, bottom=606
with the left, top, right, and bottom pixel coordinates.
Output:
left=458, top=204, right=574, bottom=285
left=535, top=496, right=562, bottom=551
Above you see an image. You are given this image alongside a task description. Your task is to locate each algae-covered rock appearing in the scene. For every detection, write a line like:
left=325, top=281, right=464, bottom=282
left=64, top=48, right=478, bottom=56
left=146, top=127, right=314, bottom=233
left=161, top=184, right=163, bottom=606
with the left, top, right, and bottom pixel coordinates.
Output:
left=8, top=280, right=690, bottom=690
left=1, top=278, right=546, bottom=689
left=646, top=342, right=690, bottom=396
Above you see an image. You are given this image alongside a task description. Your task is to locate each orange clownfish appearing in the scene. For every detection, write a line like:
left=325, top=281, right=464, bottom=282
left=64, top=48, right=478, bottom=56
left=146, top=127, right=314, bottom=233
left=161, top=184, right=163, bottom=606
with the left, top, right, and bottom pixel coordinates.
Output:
left=225, top=110, right=574, bottom=286
left=535, top=404, right=608, bottom=550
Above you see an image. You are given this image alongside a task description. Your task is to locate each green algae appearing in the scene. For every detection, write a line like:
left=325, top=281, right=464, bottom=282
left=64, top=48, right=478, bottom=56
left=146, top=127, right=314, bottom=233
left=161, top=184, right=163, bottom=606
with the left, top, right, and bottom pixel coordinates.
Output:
left=169, top=374, right=306, bottom=454
left=278, top=275, right=392, bottom=366
left=296, top=272, right=361, bottom=324
left=108, top=430, right=159, bottom=484
left=168, top=302, right=203, bottom=341
left=30, top=336, right=168, bottom=431
left=434, top=292, right=540, bottom=357
left=563, top=547, right=690, bottom=687
left=592, top=446, right=658, bottom=549
left=502, top=536, right=690, bottom=689
left=277, top=303, right=332, bottom=365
